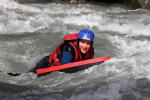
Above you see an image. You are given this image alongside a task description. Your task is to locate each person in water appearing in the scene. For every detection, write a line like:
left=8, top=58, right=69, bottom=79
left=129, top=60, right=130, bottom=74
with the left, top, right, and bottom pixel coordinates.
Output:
left=28, top=29, right=95, bottom=76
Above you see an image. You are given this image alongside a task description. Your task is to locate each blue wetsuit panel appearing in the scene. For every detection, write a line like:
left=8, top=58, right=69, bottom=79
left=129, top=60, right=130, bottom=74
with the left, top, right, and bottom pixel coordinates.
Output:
left=61, top=51, right=73, bottom=64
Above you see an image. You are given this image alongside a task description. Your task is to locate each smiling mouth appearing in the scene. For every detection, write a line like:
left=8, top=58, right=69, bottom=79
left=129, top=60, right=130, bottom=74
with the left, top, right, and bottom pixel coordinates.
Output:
left=81, top=48, right=88, bottom=52
left=83, top=49, right=87, bottom=51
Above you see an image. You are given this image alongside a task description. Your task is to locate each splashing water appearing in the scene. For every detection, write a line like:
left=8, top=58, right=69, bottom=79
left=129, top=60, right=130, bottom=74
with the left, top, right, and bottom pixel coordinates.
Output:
left=0, top=0, right=150, bottom=100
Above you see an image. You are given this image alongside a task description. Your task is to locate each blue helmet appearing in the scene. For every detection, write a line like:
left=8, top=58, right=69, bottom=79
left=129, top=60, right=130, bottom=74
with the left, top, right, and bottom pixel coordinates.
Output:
left=78, top=29, right=94, bottom=42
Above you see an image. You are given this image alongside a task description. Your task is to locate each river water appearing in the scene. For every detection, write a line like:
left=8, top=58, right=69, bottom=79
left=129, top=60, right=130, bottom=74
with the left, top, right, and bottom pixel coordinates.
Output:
left=0, top=0, right=150, bottom=100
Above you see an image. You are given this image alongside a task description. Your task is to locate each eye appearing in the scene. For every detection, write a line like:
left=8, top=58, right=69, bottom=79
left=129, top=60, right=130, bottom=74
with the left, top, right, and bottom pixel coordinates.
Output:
left=87, top=41, right=91, bottom=45
left=79, top=40, right=91, bottom=46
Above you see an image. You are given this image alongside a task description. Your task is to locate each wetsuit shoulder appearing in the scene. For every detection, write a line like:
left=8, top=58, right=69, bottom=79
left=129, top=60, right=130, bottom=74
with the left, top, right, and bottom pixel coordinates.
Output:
left=61, top=41, right=75, bottom=55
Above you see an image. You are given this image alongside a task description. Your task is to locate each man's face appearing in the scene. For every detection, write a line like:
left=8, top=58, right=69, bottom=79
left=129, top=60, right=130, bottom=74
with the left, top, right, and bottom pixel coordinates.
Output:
left=79, top=39, right=92, bottom=54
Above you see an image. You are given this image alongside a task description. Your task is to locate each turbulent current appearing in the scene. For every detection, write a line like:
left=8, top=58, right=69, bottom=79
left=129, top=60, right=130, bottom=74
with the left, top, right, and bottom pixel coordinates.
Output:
left=0, top=0, right=150, bottom=100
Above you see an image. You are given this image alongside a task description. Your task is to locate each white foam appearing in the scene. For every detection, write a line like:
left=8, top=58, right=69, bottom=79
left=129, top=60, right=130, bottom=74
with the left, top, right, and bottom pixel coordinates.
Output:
left=0, top=0, right=41, bottom=12
left=100, top=23, right=150, bottom=36
left=109, top=35, right=150, bottom=57
left=1, top=1, right=149, bottom=37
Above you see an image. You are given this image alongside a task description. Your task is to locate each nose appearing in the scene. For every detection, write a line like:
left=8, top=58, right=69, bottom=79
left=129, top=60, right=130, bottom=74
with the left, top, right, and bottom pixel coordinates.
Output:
left=83, top=42, right=88, bottom=48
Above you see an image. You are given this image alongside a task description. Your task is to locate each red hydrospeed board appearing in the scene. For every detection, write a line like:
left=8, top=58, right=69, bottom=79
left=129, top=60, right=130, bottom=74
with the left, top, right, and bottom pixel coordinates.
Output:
left=36, top=56, right=111, bottom=74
